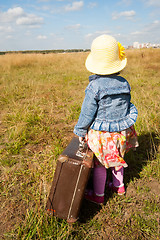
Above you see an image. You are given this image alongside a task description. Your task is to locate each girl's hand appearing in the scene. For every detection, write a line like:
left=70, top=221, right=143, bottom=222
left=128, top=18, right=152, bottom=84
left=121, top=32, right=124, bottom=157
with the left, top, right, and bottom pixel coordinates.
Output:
left=85, top=133, right=88, bottom=142
left=79, top=134, right=88, bottom=143
left=79, top=137, right=85, bottom=143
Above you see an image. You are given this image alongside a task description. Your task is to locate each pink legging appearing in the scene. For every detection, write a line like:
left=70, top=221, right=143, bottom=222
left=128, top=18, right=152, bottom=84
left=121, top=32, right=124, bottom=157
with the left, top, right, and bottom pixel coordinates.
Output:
left=93, top=165, right=124, bottom=196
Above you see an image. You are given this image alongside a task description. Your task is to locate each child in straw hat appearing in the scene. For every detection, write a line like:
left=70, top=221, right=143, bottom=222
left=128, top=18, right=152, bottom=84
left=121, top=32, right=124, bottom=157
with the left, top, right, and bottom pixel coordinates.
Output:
left=74, top=34, right=139, bottom=204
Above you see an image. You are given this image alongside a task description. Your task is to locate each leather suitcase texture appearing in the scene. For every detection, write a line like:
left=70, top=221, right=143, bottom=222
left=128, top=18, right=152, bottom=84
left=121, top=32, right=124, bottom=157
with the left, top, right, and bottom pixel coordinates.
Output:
left=46, top=136, right=93, bottom=223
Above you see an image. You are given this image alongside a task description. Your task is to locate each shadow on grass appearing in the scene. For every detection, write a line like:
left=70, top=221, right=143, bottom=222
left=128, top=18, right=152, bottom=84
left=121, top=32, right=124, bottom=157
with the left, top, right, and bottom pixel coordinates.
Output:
left=78, top=131, right=159, bottom=223
left=124, top=131, right=159, bottom=183
left=78, top=200, right=102, bottom=223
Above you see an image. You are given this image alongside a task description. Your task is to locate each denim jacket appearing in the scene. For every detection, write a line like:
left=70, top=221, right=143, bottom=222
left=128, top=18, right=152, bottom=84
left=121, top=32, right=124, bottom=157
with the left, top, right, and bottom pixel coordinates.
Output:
left=74, top=74, right=138, bottom=137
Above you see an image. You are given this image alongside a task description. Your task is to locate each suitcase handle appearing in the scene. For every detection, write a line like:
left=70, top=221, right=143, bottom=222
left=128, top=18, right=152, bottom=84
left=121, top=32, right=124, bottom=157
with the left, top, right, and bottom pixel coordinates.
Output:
left=76, top=139, right=87, bottom=158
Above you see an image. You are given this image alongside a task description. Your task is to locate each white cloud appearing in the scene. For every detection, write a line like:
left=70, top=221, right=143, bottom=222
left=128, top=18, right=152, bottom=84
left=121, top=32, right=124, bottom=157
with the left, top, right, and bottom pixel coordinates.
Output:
left=25, top=30, right=32, bottom=36
left=117, top=0, right=132, bottom=6
left=66, top=23, right=81, bottom=30
left=129, top=20, right=160, bottom=44
left=131, top=21, right=160, bottom=36
left=112, top=10, right=136, bottom=20
left=0, top=7, right=24, bottom=23
left=85, top=33, right=93, bottom=39
left=88, top=2, right=97, bottom=8
left=16, top=15, right=43, bottom=25
left=0, top=26, right=14, bottom=33
left=131, top=31, right=142, bottom=35
left=95, top=30, right=111, bottom=35
left=6, top=35, right=14, bottom=39
left=0, top=7, right=43, bottom=27
left=144, top=0, right=160, bottom=7
left=7, top=7, right=24, bottom=17
left=64, top=1, right=84, bottom=12
left=153, top=20, right=159, bottom=24
left=144, top=20, right=160, bottom=32
left=85, top=30, right=111, bottom=41
left=37, top=35, right=47, bottom=39
left=37, top=0, right=50, bottom=2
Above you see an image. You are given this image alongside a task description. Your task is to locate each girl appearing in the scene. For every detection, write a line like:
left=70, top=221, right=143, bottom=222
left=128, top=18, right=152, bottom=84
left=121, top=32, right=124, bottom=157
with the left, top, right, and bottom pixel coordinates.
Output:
left=74, top=35, right=139, bottom=204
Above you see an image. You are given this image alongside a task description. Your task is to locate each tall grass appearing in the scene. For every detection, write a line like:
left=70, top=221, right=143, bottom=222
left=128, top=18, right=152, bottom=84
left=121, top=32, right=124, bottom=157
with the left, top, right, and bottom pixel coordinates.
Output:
left=0, top=49, right=159, bottom=239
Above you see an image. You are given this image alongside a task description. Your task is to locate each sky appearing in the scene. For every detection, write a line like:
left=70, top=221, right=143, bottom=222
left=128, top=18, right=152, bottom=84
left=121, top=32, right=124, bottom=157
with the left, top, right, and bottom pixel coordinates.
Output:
left=0, top=0, right=160, bottom=51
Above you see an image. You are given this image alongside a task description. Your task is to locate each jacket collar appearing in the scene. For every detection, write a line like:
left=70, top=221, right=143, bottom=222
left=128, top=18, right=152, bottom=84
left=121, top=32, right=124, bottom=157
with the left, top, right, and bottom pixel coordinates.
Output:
left=89, top=74, right=120, bottom=82
left=89, top=74, right=99, bottom=82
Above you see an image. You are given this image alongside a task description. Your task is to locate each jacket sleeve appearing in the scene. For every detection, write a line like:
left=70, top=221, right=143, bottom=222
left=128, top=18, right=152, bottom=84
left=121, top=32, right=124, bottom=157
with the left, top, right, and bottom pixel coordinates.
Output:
left=73, top=87, right=98, bottom=137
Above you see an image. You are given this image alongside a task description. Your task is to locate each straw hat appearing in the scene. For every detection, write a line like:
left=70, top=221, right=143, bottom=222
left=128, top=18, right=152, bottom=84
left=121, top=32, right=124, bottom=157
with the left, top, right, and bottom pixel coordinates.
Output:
left=85, top=34, right=127, bottom=75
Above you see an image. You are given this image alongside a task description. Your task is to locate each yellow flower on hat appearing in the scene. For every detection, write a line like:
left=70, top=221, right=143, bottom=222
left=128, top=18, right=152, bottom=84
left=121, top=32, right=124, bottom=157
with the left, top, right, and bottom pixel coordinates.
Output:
left=118, top=42, right=126, bottom=60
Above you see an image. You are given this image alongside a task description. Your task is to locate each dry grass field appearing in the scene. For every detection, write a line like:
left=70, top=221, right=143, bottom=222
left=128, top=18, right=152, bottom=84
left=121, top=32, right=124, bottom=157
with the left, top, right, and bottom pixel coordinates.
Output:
left=0, top=49, right=160, bottom=239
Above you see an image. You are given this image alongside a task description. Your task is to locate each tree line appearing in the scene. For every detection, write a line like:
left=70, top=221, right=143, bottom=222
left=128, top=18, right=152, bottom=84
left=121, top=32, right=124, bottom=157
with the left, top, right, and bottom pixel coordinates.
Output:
left=0, top=49, right=90, bottom=55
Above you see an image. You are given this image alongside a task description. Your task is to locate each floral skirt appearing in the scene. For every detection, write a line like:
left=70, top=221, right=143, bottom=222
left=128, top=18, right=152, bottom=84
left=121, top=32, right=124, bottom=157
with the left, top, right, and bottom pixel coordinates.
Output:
left=87, top=125, right=139, bottom=170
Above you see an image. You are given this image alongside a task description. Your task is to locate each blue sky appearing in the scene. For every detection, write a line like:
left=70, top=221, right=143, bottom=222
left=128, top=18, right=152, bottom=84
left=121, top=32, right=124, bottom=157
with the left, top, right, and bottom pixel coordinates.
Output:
left=0, top=0, right=160, bottom=51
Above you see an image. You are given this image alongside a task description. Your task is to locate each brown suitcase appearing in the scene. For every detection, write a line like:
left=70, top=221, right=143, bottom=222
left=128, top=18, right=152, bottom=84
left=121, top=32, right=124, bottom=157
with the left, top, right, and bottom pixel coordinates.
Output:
left=46, top=136, right=93, bottom=223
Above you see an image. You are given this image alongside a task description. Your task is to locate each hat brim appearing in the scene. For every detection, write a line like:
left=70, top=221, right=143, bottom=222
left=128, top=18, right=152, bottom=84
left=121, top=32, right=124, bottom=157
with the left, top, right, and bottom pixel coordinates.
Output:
left=85, top=52, right=127, bottom=75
